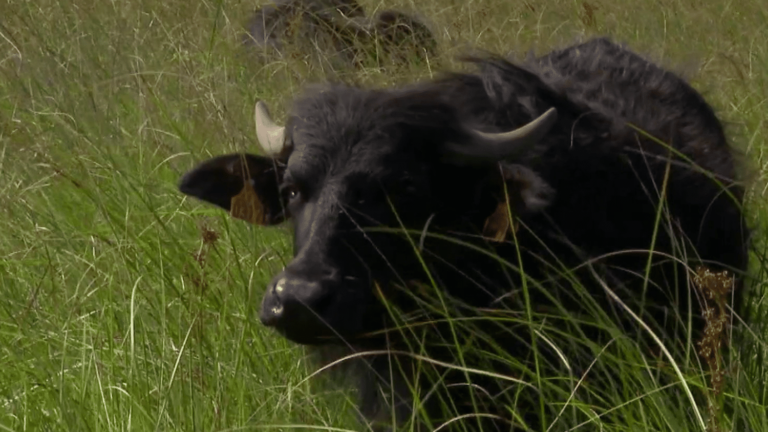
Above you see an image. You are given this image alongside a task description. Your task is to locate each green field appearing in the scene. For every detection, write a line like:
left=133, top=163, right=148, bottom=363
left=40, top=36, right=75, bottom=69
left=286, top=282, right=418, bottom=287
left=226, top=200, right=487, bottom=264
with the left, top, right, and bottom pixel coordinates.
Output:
left=1, top=0, right=767, bottom=430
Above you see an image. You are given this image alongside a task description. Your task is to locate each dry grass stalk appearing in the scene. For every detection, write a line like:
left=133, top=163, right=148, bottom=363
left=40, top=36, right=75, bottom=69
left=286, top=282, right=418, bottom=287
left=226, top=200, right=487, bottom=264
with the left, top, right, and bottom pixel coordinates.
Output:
left=693, top=265, right=735, bottom=432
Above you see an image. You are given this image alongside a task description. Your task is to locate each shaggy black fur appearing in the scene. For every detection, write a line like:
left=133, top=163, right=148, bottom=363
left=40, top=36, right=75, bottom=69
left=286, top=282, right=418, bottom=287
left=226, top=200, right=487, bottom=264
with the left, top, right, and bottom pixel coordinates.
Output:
left=179, top=37, right=751, bottom=431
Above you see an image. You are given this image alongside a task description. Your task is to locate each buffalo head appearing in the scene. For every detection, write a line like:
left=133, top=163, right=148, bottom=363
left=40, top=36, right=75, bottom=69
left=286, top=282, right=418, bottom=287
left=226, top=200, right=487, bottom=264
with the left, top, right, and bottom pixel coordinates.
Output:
left=179, top=88, right=558, bottom=345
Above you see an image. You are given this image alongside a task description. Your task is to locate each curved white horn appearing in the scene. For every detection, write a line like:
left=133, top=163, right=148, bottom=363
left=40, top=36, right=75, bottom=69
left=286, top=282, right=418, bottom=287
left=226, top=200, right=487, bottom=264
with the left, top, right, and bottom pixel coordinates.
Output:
left=474, top=107, right=558, bottom=144
left=447, top=107, right=558, bottom=161
left=254, top=100, right=287, bottom=155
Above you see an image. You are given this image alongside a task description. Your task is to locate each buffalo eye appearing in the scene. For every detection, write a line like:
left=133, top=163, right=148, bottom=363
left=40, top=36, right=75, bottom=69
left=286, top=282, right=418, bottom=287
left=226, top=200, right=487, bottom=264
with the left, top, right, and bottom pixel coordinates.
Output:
left=280, top=183, right=301, bottom=204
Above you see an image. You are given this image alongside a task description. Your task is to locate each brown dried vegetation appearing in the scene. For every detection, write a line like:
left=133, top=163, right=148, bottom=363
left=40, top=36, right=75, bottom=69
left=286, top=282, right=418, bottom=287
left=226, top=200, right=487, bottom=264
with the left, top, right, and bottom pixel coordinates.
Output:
left=580, top=1, right=598, bottom=29
left=694, top=266, right=736, bottom=432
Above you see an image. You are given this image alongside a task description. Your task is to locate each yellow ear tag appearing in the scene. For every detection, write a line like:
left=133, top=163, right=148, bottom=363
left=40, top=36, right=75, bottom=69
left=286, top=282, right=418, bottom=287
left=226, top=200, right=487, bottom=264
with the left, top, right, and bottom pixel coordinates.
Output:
left=230, top=181, right=267, bottom=225
left=482, top=201, right=518, bottom=242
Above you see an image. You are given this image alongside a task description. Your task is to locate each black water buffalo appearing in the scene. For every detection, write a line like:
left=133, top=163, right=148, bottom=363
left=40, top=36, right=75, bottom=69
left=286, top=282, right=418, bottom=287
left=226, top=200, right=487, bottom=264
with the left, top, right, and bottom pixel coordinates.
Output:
left=367, top=9, right=438, bottom=64
left=243, top=0, right=437, bottom=68
left=179, top=37, right=750, bottom=430
left=243, top=0, right=365, bottom=56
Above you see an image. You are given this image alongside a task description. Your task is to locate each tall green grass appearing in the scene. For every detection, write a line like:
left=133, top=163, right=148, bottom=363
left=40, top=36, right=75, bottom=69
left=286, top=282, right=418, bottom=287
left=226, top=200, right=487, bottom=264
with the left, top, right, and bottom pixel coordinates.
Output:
left=1, top=0, right=766, bottom=430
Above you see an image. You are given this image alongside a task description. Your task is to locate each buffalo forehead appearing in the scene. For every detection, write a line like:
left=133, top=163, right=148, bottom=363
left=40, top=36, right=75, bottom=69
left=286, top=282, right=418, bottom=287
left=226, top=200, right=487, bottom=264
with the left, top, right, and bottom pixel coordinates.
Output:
left=284, top=85, right=442, bottom=185
left=287, top=145, right=401, bottom=189
left=287, top=127, right=405, bottom=185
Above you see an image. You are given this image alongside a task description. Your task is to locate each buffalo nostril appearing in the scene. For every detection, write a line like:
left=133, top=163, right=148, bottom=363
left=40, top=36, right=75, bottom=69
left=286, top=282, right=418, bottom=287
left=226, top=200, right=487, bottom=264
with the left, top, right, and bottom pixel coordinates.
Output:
left=274, top=277, right=286, bottom=294
left=260, top=268, right=341, bottom=332
left=260, top=304, right=284, bottom=326
left=260, top=276, right=289, bottom=327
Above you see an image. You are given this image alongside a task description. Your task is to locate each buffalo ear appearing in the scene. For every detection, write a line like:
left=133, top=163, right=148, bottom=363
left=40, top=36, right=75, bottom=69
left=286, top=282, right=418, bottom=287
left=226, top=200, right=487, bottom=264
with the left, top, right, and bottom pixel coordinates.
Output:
left=178, top=153, right=287, bottom=225
left=482, top=163, right=554, bottom=242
